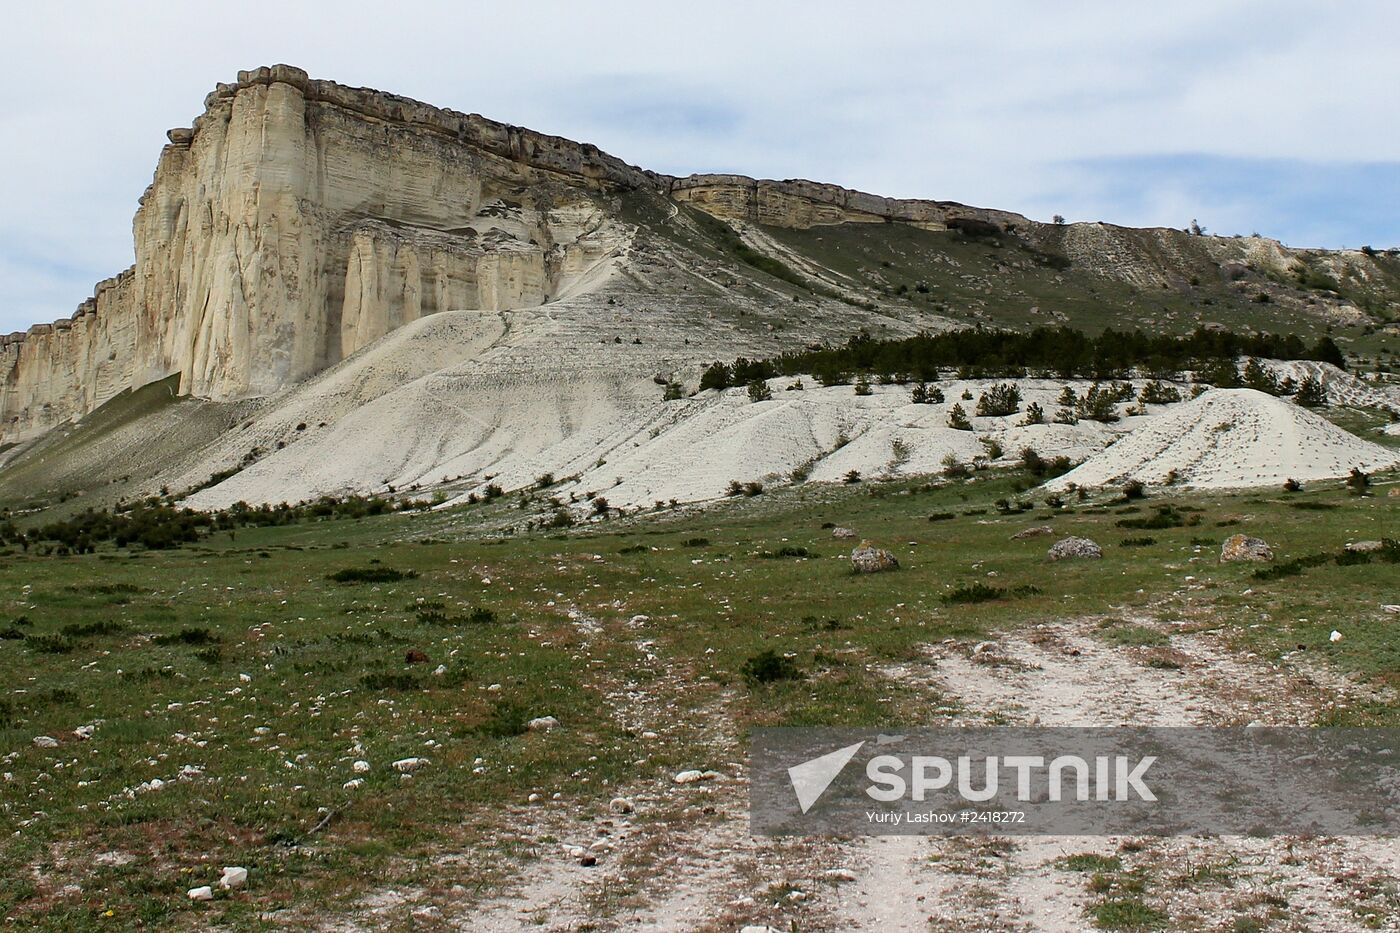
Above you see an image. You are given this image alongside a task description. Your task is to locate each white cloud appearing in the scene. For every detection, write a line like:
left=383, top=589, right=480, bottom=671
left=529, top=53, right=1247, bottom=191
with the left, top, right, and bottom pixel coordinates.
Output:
left=2, top=0, right=1398, bottom=331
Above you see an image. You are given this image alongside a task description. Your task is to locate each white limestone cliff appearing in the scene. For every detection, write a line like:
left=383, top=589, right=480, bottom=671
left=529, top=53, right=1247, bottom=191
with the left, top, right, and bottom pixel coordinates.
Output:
left=1, top=65, right=640, bottom=444
left=8, top=64, right=1386, bottom=453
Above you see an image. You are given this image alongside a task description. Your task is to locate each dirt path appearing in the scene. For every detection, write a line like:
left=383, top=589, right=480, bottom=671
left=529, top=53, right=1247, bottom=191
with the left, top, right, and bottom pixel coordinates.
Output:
left=339, top=614, right=1398, bottom=931
left=816, top=617, right=1396, bottom=932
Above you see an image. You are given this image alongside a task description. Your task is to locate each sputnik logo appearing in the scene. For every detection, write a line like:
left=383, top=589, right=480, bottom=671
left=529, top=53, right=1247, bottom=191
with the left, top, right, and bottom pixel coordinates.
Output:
left=787, top=741, right=865, bottom=813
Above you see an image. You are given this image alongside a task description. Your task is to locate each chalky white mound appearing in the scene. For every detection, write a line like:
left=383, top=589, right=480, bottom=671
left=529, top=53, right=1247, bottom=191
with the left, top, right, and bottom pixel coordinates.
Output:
left=1046, top=388, right=1399, bottom=491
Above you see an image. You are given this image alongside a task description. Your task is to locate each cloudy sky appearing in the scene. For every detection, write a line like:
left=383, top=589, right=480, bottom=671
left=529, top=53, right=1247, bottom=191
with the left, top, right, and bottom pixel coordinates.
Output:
left=3, top=1, right=1398, bottom=333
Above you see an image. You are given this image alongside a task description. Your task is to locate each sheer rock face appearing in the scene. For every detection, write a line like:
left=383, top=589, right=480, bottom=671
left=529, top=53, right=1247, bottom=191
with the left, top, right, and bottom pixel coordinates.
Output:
left=1, top=272, right=137, bottom=443
left=2, top=64, right=1060, bottom=449
left=11, top=65, right=1385, bottom=454
left=1, top=65, right=640, bottom=444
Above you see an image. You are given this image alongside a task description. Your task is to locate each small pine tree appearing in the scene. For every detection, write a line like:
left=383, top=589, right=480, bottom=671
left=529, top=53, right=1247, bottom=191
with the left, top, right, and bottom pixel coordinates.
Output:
left=1076, top=383, right=1121, bottom=423
left=854, top=375, right=873, bottom=396
left=747, top=379, right=773, bottom=403
left=1309, top=336, right=1346, bottom=369
left=1294, top=374, right=1327, bottom=407
left=1242, top=358, right=1281, bottom=395
left=1022, top=402, right=1045, bottom=425
left=975, top=383, right=1022, bottom=417
left=1138, top=381, right=1182, bottom=405
left=911, top=382, right=930, bottom=404
left=699, top=362, right=732, bottom=391
left=1346, top=467, right=1370, bottom=495
left=662, top=381, right=685, bottom=401
left=1197, top=359, right=1241, bottom=388
left=947, top=403, right=972, bottom=430
left=1057, top=386, right=1078, bottom=407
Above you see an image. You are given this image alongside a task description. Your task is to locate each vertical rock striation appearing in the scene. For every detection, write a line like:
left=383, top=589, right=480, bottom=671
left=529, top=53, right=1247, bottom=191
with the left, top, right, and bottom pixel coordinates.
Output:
left=1, top=63, right=1138, bottom=449
left=2, top=65, right=647, bottom=444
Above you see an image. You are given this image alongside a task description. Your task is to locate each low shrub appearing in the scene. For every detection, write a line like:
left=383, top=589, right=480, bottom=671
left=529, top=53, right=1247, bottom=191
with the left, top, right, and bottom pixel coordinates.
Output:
left=25, top=634, right=76, bottom=654
left=1253, top=553, right=1332, bottom=581
left=477, top=701, right=531, bottom=738
left=360, top=672, right=421, bottom=691
left=762, top=546, right=813, bottom=559
left=328, top=567, right=419, bottom=584
left=60, top=620, right=125, bottom=638
left=1116, top=506, right=1195, bottom=530
left=153, top=627, right=218, bottom=646
left=740, top=649, right=804, bottom=685
left=942, top=583, right=1005, bottom=604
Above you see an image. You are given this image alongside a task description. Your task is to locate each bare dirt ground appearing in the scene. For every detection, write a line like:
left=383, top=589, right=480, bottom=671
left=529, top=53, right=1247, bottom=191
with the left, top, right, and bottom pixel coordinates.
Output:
left=337, top=613, right=1400, bottom=932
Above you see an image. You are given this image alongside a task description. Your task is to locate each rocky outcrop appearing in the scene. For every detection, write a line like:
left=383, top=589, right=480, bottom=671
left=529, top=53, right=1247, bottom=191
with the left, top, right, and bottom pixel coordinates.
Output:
left=1220, top=534, right=1273, bottom=562
left=668, top=174, right=1031, bottom=231
left=8, top=64, right=1042, bottom=447
left=0, top=271, right=138, bottom=441
left=1047, top=536, right=1103, bottom=561
left=8, top=64, right=1394, bottom=452
left=851, top=542, right=899, bottom=573
left=2, top=65, right=638, bottom=444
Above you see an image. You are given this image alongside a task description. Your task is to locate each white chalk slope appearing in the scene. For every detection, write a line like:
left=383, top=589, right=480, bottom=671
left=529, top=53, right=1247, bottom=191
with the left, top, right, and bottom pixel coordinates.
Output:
left=168, top=307, right=1394, bottom=512
left=1047, top=388, right=1400, bottom=490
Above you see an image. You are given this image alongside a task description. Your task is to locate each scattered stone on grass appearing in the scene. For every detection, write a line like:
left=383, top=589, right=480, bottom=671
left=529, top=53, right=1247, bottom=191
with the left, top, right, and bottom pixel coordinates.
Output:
left=1221, top=534, right=1273, bottom=562
left=851, top=541, right=899, bottom=573
left=1047, top=536, right=1103, bottom=561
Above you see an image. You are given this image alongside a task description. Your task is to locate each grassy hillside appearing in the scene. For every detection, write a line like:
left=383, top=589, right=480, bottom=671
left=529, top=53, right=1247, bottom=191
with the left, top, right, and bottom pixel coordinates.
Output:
left=1, top=467, right=1396, bottom=929
left=0, top=375, right=248, bottom=517
left=763, top=222, right=1398, bottom=361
